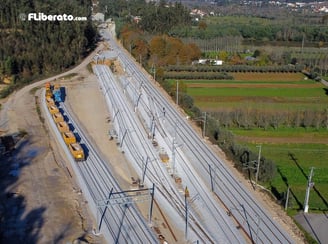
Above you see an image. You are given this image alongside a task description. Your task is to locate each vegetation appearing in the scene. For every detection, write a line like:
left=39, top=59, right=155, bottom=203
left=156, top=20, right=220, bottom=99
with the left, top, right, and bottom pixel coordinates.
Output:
left=244, top=143, right=328, bottom=212
left=176, top=15, right=328, bottom=43
left=119, top=25, right=202, bottom=67
left=0, top=0, right=97, bottom=98
left=183, top=73, right=328, bottom=212
left=99, top=0, right=191, bottom=34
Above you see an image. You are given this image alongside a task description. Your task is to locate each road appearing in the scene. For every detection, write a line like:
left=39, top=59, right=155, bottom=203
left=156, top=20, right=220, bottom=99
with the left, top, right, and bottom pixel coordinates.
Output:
left=0, top=43, right=104, bottom=133
left=96, top=26, right=296, bottom=244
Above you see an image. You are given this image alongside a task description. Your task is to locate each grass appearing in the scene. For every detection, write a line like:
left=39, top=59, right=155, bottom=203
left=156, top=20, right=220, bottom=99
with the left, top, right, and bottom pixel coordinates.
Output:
left=187, top=86, right=327, bottom=97
left=195, top=100, right=328, bottom=111
left=229, top=72, right=306, bottom=81
left=184, top=80, right=312, bottom=84
left=186, top=78, right=328, bottom=111
left=243, top=142, right=328, bottom=211
left=184, top=72, right=328, bottom=212
left=231, top=127, right=328, bottom=139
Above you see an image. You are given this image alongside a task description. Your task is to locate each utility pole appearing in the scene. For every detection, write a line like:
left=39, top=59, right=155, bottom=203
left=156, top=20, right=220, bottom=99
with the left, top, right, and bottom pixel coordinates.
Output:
left=304, top=167, right=315, bottom=213
left=176, top=80, right=179, bottom=105
left=172, top=138, right=176, bottom=177
left=285, top=186, right=290, bottom=211
left=202, top=112, right=207, bottom=138
left=255, top=144, right=262, bottom=189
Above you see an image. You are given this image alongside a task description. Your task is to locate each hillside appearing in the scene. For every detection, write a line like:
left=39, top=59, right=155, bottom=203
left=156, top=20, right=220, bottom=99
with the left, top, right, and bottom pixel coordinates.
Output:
left=0, top=0, right=97, bottom=97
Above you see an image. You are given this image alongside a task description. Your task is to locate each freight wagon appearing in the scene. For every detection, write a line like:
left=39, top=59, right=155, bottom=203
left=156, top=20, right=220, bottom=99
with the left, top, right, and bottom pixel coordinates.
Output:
left=68, top=143, right=85, bottom=161
left=62, top=131, right=76, bottom=145
left=52, top=112, right=64, bottom=123
left=48, top=105, right=59, bottom=115
left=57, top=121, right=70, bottom=133
left=45, top=84, right=85, bottom=161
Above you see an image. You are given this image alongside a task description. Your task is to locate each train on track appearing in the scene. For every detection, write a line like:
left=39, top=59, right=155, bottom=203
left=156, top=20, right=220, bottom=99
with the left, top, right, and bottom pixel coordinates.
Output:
left=45, top=82, right=85, bottom=161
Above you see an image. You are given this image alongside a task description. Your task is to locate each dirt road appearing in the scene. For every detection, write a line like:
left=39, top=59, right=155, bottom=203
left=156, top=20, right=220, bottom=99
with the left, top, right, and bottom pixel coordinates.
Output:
left=0, top=47, right=104, bottom=243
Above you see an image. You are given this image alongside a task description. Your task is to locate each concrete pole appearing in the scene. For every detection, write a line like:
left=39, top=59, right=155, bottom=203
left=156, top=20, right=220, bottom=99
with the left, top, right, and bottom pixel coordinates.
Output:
left=172, top=139, right=176, bottom=177
left=304, top=167, right=314, bottom=213
left=285, top=186, right=290, bottom=211
left=202, top=112, right=207, bottom=138
left=255, top=144, right=262, bottom=189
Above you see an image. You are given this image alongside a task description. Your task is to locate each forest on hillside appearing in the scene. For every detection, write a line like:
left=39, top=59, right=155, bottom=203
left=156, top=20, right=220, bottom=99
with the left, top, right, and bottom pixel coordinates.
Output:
left=0, top=0, right=97, bottom=97
left=99, top=0, right=192, bottom=34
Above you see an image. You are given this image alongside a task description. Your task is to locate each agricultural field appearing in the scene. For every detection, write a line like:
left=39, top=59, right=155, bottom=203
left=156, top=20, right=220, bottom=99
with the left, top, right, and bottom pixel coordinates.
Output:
left=187, top=72, right=328, bottom=112
left=184, top=72, right=328, bottom=212
left=244, top=143, right=328, bottom=213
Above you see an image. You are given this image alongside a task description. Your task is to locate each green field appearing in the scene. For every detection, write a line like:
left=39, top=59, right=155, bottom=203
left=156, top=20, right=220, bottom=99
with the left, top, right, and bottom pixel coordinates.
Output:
left=195, top=101, right=327, bottom=111
left=188, top=86, right=327, bottom=97
left=185, top=73, right=328, bottom=212
left=243, top=143, right=328, bottom=211
left=231, top=127, right=328, bottom=139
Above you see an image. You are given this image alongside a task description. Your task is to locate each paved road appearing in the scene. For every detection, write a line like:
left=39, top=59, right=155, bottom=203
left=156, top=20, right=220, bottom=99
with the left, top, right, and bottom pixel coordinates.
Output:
left=99, top=26, right=296, bottom=244
left=294, top=212, right=328, bottom=244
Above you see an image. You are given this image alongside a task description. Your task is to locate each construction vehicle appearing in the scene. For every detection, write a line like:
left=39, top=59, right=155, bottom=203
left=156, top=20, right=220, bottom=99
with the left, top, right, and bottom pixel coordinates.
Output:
left=68, top=143, right=85, bottom=161
left=48, top=105, right=59, bottom=115
left=62, top=131, right=76, bottom=145
left=57, top=121, right=69, bottom=133
left=52, top=112, right=64, bottom=123
left=53, top=83, right=62, bottom=103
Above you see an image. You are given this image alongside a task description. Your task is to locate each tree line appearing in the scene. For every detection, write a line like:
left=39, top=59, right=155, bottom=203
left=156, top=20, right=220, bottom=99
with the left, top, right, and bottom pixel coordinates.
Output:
left=212, top=109, right=328, bottom=130
left=0, top=0, right=97, bottom=98
left=119, top=25, right=201, bottom=67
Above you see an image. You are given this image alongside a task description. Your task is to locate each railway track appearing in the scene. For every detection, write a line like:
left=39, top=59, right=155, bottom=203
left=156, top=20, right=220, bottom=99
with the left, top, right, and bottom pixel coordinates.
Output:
left=102, top=32, right=295, bottom=243
left=94, top=64, right=246, bottom=243
left=123, top=60, right=294, bottom=243
left=94, top=65, right=213, bottom=242
left=42, top=89, right=158, bottom=243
